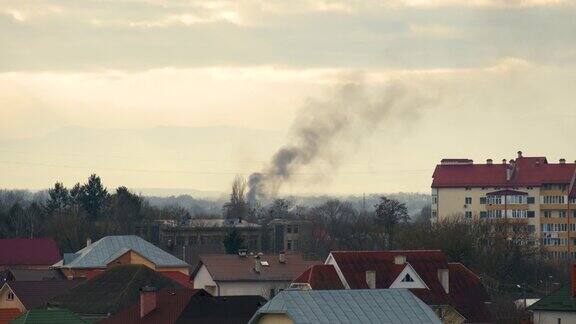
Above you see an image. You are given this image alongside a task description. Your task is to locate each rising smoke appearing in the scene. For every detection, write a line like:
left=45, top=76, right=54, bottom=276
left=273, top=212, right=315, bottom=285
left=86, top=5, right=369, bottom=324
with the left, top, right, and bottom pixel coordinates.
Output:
left=247, top=74, right=435, bottom=202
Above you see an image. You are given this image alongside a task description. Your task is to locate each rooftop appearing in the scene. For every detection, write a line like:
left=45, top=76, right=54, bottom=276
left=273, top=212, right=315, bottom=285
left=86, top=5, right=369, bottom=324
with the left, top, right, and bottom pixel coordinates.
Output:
left=11, top=308, right=88, bottom=324
left=0, top=238, right=61, bottom=266
left=3, top=279, right=85, bottom=310
left=193, top=254, right=319, bottom=282
left=528, top=286, right=576, bottom=312
left=249, top=289, right=442, bottom=324
left=54, top=235, right=188, bottom=269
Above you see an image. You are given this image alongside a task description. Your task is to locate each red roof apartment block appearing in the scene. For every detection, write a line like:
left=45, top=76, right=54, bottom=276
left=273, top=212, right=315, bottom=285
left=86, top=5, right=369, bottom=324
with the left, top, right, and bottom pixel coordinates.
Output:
left=432, top=154, right=576, bottom=194
left=292, top=250, right=492, bottom=323
left=0, top=239, right=61, bottom=269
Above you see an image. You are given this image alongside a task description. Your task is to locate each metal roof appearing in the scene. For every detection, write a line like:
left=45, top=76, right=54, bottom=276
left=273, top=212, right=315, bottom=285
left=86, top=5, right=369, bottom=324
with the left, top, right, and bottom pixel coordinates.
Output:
left=249, top=289, right=442, bottom=324
left=55, top=235, right=188, bottom=269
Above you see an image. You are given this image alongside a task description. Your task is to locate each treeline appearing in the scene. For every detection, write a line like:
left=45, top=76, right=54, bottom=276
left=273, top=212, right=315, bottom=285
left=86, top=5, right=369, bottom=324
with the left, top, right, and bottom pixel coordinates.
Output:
left=0, top=175, right=188, bottom=252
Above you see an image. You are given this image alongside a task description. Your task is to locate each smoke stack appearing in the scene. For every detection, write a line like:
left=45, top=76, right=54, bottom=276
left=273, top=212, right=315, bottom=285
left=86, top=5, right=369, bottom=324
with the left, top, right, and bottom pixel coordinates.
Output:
left=486, top=159, right=493, bottom=165
left=366, top=270, right=376, bottom=289
left=86, top=238, right=92, bottom=247
left=140, top=286, right=157, bottom=318
left=502, top=159, right=507, bottom=165
left=254, top=255, right=261, bottom=274
left=560, top=158, right=566, bottom=164
left=438, top=269, right=449, bottom=294
left=517, top=151, right=523, bottom=158
left=279, top=251, right=286, bottom=264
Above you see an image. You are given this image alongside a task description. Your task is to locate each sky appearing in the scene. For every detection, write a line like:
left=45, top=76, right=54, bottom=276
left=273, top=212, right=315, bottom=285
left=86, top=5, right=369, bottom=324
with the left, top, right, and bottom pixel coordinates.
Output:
left=1, top=0, right=576, bottom=196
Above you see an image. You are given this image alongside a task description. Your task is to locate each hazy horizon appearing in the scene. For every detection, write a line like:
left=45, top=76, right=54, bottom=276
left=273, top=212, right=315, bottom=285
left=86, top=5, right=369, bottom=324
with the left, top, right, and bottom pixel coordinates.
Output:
left=2, top=0, right=576, bottom=195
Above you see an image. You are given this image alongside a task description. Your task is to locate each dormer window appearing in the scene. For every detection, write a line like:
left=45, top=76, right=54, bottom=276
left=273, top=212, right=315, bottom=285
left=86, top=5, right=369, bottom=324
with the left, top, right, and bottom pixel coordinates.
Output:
left=401, top=274, right=414, bottom=283
left=7, top=292, right=14, bottom=301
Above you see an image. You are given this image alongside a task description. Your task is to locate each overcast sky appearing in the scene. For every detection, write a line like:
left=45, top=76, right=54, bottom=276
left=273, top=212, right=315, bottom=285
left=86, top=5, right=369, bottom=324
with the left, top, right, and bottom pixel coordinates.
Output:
left=1, top=0, right=576, bottom=195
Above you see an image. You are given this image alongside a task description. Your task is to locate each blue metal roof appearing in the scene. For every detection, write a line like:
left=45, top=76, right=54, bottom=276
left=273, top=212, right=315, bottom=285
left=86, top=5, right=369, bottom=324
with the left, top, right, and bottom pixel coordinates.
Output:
left=249, top=289, right=442, bottom=324
left=58, top=235, right=188, bottom=268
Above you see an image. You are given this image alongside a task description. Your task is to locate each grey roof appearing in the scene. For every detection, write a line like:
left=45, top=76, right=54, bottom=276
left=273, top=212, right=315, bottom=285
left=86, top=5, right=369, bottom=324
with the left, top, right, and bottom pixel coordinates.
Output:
left=187, top=218, right=261, bottom=228
left=249, top=289, right=442, bottom=324
left=54, top=235, right=188, bottom=269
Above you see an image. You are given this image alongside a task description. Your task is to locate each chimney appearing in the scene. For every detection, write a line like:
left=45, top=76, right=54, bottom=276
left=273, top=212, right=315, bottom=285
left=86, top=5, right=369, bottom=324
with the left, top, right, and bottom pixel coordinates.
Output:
left=517, top=151, right=523, bottom=158
left=278, top=251, right=286, bottom=264
left=238, top=249, right=247, bottom=258
left=502, top=159, right=507, bottom=165
left=394, top=255, right=406, bottom=265
left=254, top=255, right=261, bottom=274
left=572, top=264, right=576, bottom=298
left=486, top=159, right=493, bottom=165
left=86, top=238, right=92, bottom=247
left=560, top=158, right=566, bottom=164
left=140, top=286, right=157, bottom=318
left=366, top=271, right=376, bottom=289
left=438, top=269, right=449, bottom=294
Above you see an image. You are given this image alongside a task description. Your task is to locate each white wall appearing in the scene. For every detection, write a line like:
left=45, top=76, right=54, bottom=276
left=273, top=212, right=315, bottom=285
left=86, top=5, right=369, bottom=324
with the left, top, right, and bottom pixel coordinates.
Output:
left=532, top=311, right=576, bottom=324
left=193, top=264, right=217, bottom=291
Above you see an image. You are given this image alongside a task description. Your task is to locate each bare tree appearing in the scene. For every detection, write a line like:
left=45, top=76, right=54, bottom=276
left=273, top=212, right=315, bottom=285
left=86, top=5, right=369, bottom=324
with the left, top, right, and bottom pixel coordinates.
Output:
left=223, top=176, right=249, bottom=221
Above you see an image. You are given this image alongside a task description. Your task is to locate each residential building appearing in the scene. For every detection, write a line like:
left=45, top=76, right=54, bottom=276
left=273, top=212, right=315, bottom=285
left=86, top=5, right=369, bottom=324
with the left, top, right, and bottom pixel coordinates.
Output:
left=10, top=309, right=88, bottom=324
left=0, top=269, right=64, bottom=282
left=191, top=252, right=319, bottom=299
left=50, top=265, right=184, bottom=321
left=248, top=289, right=442, bottom=324
left=432, top=152, right=576, bottom=259
left=268, top=219, right=312, bottom=254
left=528, top=264, right=576, bottom=324
left=0, top=239, right=61, bottom=270
left=52, top=235, right=190, bottom=278
left=291, top=250, right=492, bottom=324
left=100, top=288, right=265, bottom=324
left=0, top=279, right=84, bottom=320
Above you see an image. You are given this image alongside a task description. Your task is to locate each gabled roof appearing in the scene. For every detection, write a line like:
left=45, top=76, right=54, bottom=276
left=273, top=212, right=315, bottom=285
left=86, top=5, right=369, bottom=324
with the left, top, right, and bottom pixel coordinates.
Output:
left=528, top=286, right=576, bottom=312
left=249, top=289, right=442, bottom=324
left=5, top=269, right=64, bottom=281
left=0, top=239, right=60, bottom=266
left=432, top=156, right=576, bottom=189
left=0, top=308, right=20, bottom=324
left=3, top=280, right=85, bottom=310
left=326, top=250, right=492, bottom=323
left=11, top=309, right=88, bottom=324
left=51, top=265, right=184, bottom=315
left=192, top=254, right=319, bottom=282
left=292, top=265, right=344, bottom=290
left=54, top=236, right=188, bottom=269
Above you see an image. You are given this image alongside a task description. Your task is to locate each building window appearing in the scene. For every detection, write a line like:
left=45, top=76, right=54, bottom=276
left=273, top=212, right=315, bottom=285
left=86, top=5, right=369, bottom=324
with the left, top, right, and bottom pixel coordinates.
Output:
left=544, top=211, right=552, bottom=218
left=506, top=195, right=526, bottom=204
left=286, top=225, right=292, bottom=234
left=401, top=274, right=414, bottom=283
left=479, top=197, right=486, bottom=204
left=433, top=196, right=438, bottom=204
left=527, top=197, right=535, bottom=204
left=431, top=210, right=437, bottom=218
left=286, top=239, right=298, bottom=251
left=465, top=211, right=472, bottom=219
left=560, top=211, right=567, bottom=218
left=480, top=211, right=487, bottom=218
left=487, top=196, right=502, bottom=205
left=527, top=211, right=535, bottom=218
left=543, top=196, right=566, bottom=204
left=7, top=292, right=14, bottom=301
left=465, top=197, right=472, bottom=204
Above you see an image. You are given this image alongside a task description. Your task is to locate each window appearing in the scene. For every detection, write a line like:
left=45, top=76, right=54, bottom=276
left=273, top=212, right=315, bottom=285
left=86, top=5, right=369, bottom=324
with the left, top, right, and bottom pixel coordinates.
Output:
left=465, top=197, right=472, bottom=204
left=544, top=211, right=552, bottom=218
left=480, top=197, right=487, bottom=204
left=401, top=273, right=414, bottom=283
left=527, top=211, right=535, bottom=218
left=543, top=196, right=566, bottom=204
left=433, top=196, right=438, bottom=204
left=465, top=211, right=472, bottom=219
left=286, top=225, right=292, bottom=233
left=287, top=239, right=298, bottom=251
left=293, top=225, right=299, bottom=234
left=506, top=195, right=526, bottom=204
left=487, top=196, right=502, bottom=205
left=560, top=211, right=567, bottom=218
left=7, top=292, right=14, bottom=301
left=527, top=197, right=535, bottom=204
left=480, top=211, right=487, bottom=218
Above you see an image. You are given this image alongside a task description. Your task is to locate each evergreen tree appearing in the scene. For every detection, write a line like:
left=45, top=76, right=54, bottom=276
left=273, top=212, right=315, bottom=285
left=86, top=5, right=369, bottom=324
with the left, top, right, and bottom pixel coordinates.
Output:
left=46, top=182, right=70, bottom=213
left=223, top=228, right=245, bottom=254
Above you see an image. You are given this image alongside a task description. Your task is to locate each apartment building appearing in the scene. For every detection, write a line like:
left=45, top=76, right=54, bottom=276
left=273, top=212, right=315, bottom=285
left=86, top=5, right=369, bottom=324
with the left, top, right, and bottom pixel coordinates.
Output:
left=431, top=151, right=576, bottom=259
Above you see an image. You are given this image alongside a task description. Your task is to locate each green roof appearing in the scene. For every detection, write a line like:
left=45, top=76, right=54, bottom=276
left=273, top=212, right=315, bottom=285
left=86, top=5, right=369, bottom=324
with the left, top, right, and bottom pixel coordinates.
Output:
left=529, top=286, right=576, bottom=312
left=50, top=265, right=183, bottom=315
left=11, top=309, right=87, bottom=324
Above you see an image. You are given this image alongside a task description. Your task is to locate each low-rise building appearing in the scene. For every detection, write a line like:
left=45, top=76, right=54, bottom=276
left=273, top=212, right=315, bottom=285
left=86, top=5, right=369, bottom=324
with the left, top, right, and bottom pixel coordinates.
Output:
left=52, top=235, right=190, bottom=278
left=248, top=289, right=442, bottom=324
left=191, top=252, right=319, bottom=299
left=528, top=264, right=576, bottom=324
left=0, top=239, right=61, bottom=271
left=268, top=219, right=312, bottom=254
left=291, top=250, right=492, bottom=324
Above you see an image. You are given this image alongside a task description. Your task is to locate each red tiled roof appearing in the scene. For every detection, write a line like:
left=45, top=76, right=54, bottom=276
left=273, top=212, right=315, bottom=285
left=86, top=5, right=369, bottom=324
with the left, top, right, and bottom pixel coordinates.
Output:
left=6, top=279, right=85, bottom=310
left=160, top=272, right=193, bottom=288
left=0, top=308, right=20, bottom=324
left=432, top=156, right=576, bottom=189
left=328, top=250, right=492, bottom=323
left=293, top=265, right=345, bottom=290
left=192, top=254, right=319, bottom=282
left=0, top=239, right=61, bottom=266
left=486, top=189, right=528, bottom=196
left=100, top=288, right=199, bottom=324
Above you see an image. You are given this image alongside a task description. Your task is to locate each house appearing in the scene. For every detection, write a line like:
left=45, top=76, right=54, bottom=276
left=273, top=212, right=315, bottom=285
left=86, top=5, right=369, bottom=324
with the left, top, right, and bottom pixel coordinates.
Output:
left=248, top=289, right=442, bottom=324
left=431, top=152, right=576, bottom=259
left=11, top=308, right=88, bottom=324
left=50, top=265, right=184, bottom=320
left=52, top=235, right=190, bottom=279
left=0, top=239, right=61, bottom=270
left=100, top=287, right=266, bottom=324
left=192, top=252, right=319, bottom=298
left=528, top=264, right=576, bottom=324
left=268, top=219, right=312, bottom=254
left=0, top=269, right=64, bottom=282
left=291, top=250, right=492, bottom=324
